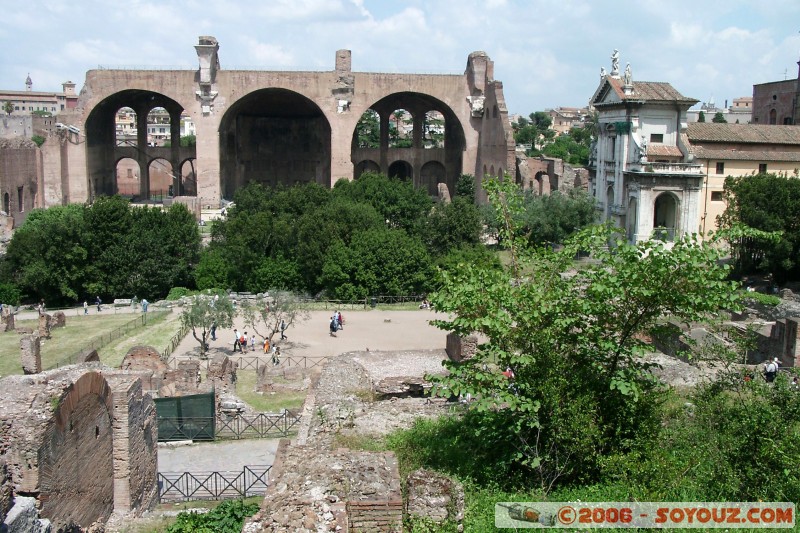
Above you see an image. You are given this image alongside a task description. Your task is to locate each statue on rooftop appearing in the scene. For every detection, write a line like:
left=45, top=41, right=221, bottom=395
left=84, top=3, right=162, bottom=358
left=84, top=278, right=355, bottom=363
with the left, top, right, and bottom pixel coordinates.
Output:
left=624, top=63, right=632, bottom=85
left=600, top=66, right=607, bottom=79
left=610, top=49, right=620, bottom=75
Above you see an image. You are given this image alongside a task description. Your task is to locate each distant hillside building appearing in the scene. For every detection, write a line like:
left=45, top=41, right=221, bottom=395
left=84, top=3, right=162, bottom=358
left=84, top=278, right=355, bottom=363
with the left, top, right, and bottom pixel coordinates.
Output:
left=751, top=58, right=800, bottom=125
left=546, top=107, right=590, bottom=134
left=0, top=77, right=79, bottom=116
left=686, top=123, right=800, bottom=234
left=588, top=55, right=702, bottom=244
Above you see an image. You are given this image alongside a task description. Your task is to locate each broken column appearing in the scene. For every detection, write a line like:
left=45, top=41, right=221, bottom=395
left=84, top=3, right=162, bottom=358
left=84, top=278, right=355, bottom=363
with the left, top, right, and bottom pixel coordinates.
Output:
left=38, top=313, right=52, bottom=339
left=0, top=307, right=14, bottom=332
left=445, top=332, right=478, bottom=362
left=20, top=334, right=41, bottom=374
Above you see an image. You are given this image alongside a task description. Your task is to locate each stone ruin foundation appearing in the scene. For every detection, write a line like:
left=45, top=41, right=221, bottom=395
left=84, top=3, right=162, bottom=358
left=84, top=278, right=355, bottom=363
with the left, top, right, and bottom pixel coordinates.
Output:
left=19, top=334, right=41, bottom=375
left=0, top=366, right=158, bottom=531
left=244, top=350, right=461, bottom=532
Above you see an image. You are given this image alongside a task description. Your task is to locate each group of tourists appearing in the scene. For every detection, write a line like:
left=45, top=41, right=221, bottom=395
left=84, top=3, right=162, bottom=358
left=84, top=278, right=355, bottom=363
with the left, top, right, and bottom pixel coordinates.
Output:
left=329, top=310, right=344, bottom=337
left=231, top=326, right=283, bottom=366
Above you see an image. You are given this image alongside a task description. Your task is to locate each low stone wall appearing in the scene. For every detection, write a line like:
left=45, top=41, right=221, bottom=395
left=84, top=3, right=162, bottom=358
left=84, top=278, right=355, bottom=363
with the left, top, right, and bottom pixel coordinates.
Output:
left=445, top=332, right=478, bottom=362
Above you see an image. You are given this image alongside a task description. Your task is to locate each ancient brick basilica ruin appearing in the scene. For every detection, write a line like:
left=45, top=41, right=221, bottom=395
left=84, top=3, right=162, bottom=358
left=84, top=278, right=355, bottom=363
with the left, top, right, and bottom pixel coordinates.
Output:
left=36, top=36, right=515, bottom=209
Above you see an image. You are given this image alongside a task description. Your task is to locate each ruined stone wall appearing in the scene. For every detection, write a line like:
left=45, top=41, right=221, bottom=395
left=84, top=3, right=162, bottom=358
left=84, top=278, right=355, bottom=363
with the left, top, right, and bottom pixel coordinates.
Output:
left=0, top=366, right=158, bottom=531
left=107, top=374, right=158, bottom=516
left=0, top=138, right=40, bottom=225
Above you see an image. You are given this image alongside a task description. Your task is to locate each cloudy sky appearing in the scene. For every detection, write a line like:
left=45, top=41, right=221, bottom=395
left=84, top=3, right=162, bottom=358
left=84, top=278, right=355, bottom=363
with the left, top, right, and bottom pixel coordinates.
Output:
left=3, top=0, right=799, bottom=114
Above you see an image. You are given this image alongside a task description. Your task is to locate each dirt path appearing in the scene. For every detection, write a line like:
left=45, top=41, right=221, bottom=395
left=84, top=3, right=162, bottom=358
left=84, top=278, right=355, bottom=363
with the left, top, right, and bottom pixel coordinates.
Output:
left=173, top=308, right=449, bottom=360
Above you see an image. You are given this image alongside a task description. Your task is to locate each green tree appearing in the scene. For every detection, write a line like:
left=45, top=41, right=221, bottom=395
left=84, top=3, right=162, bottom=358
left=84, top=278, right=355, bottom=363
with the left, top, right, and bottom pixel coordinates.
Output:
left=2, top=204, right=88, bottom=304
left=521, top=188, right=597, bottom=245
left=240, top=291, right=310, bottom=344
left=320, top=228, right=433, bottom=300
left=454, top=174, right=476, bottom=201
left=427, top=177, right=744, bottom=491
left=426, top=197, right=481, bottom=255
left=712, top=111, right=727, bottom=123
left=332, top=172, right=432, bottom=236
left=541, top=130, right=590, bottom=165
left=513, top=111, right=556, bottom=152
left=194, top=248, right=230, bottom=291
left=355, top=110, right=380, bottom=148
left=698, top=110, right=706, bottom=122
left=180, top=292, right=235, bottom=357
left=3, top=101, right=13, bottom=115
left=718, top=172, right=800, bottom=282
left=31, top=135, right=45, bottom=147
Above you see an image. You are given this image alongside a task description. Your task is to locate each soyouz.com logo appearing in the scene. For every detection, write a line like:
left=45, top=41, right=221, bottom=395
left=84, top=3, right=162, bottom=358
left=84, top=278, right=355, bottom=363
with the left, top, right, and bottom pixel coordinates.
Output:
left=495, top=502, right=795, bottom=528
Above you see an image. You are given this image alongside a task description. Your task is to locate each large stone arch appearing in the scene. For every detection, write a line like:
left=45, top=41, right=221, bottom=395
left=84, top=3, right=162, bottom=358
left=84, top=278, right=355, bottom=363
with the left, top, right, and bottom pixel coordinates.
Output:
left=218, top=88, right=332, bottom=199
left=39, top=371, right=114, bottom=529
left=653, top=191, right=680, bottom=241
left=354, top=159, right=380, bottom=179
left=350, top=92, right=466, bottom=197
left=85, top=90, right=196, bottom=200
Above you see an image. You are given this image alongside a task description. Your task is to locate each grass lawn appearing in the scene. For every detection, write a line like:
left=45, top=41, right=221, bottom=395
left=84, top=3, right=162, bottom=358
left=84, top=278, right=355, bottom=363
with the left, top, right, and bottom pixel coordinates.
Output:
left=98, top=311, right=183, bottom=368
left=235, top=369, right=306, bottom=413
left=0, top=311, right=181, bottom=377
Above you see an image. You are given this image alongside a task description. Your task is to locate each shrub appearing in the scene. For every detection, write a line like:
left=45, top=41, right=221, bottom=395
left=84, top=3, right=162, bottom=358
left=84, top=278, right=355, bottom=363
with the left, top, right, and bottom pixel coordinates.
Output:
left=166, top=287, right=195, bottom=300
left=0, top=281, right=21, bottom=305
left=165, top=499, right=259, bottom=533
left=743, top=291, right=781, bottom=307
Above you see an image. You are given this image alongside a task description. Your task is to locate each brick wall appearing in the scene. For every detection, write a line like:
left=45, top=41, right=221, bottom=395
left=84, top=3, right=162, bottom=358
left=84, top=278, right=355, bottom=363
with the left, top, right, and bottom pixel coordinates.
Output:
left=346, top=500, right=403, bottom=532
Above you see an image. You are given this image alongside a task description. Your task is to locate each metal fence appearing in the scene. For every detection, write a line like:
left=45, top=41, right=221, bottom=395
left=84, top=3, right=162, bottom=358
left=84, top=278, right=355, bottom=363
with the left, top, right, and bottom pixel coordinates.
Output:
left=162, top=322, right=191, bottom=360
left=50, top=310, right=169, bottom=369
left=158, top=465, right=271, bottom=502
left=165, top=355, right=329, bottom=371
left=157, top=411, right=301, bottom=442
left=298, top=294, right=427, bottom=310
left=217, top=412, right=302, bottom=440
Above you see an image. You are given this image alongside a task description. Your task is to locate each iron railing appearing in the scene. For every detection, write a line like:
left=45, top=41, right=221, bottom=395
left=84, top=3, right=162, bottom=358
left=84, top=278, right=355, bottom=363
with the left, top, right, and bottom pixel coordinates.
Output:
left=157, top=411, right=301, bottom=442
left=158, top=465, right=270, bottom=502
left=165, top=355, right=329, bottom=371
left=217, top=412, right=302, bottom=440
left=157, top=416, right=215, bottom=442
left=162, top=322, right=191, bottom=360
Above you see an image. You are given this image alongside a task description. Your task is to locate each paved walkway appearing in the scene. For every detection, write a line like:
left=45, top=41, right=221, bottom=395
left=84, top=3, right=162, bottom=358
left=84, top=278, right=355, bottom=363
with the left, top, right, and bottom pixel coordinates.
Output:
left=158, top=439, right=280, bottom=473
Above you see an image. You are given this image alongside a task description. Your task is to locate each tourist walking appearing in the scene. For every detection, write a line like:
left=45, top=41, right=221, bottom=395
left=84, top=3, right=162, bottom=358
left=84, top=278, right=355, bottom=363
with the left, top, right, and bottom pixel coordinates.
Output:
left=233, top=328, right=242, bottom=353
left=764, top=358, right=779, bottom=383
left=329, top=315, right=338, bottom=337
left=210, top=322, right=217, bottom=341
left=280, top=319, right=288, bottom=340
left=96, top=296, right=102, bottom=312
left=83, top=300, right=88, bottom=315
left=272, top=346, right=281, bottom=366
left=250, top=334, right=256, bottom=352
left=141, top=298, right=149, bottom=313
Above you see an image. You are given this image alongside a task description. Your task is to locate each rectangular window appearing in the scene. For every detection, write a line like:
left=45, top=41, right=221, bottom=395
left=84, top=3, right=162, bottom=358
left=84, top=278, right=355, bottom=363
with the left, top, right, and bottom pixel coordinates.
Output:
left=711, top=191, right=723, bottom=201
left=17, top=187, right=23, bottom=213
left=759, top=163, right=768, bottom=173
left=650, top=133, right=664, bottom=143
left=715, top=162, right=725, bottom=174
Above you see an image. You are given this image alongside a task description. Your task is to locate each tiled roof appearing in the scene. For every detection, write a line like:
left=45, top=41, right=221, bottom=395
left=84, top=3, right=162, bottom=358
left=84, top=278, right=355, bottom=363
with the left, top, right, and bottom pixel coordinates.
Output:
left=687, top=123, right=800, bottom=144
left=647, top=145, right=683, bottom=157
left=602, top=78, right=698, bottom=104
left=691, top=148, right=800, bottom=162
